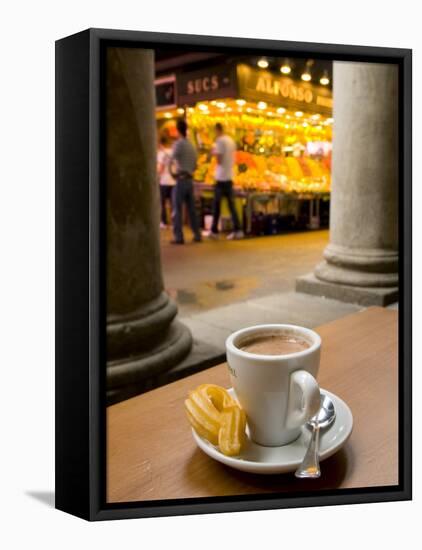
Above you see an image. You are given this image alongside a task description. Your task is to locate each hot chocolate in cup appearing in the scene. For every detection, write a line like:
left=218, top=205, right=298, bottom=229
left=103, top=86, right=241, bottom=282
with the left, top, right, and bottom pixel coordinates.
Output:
left=226, top=324, right=321, bottom=447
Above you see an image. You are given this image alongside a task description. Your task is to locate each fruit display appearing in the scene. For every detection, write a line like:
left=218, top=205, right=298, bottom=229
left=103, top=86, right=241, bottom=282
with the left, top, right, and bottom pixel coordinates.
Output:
left=185, top=384, right=246, bottom=456
left=186, top=99, right=332, bottom=195
left=194, top=150, right=331, bottom=194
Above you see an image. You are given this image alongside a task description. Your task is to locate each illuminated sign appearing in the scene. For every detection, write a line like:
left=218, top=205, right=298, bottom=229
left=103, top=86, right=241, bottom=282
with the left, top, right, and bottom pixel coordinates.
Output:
left=237, top=64, right=332, bottom=115
left=177, top=65, right=236, bottom=105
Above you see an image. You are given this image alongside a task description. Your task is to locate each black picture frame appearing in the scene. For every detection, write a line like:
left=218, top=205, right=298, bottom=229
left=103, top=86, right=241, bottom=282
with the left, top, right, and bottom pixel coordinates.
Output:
left=55, top=28, right=412, bottom=521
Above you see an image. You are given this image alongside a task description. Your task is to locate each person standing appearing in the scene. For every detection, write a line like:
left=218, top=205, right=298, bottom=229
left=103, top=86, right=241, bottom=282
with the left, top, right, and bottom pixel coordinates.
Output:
left=206, top=123, right=244, bottom=240
left=169, top=119, right=201, bottom=244
left=157, top=135, right=175, bottom=228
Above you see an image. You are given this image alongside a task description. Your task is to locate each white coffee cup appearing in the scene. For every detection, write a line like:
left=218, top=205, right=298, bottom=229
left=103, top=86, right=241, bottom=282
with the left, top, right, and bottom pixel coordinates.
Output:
left=226, top=324, right=321, bottom=447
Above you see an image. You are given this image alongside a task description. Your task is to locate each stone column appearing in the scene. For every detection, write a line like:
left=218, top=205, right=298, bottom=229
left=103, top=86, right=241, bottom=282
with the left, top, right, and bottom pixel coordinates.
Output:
left=106, top=48, right=192, bottom=404
left=297, top=61, right=398, bottom=306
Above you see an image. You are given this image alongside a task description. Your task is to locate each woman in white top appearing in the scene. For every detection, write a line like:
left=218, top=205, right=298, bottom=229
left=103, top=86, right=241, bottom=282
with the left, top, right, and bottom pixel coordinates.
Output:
left=157, top=135, right=176, bottom=228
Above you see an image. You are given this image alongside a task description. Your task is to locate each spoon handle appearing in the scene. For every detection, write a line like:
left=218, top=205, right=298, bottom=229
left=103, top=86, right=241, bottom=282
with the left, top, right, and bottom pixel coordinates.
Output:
left=294, top=424, right=321, bottom=478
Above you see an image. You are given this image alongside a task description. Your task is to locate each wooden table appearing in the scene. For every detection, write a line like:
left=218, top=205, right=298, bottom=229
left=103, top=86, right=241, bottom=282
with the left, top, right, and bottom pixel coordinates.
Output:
left=107, top=307, right=398, bottom=503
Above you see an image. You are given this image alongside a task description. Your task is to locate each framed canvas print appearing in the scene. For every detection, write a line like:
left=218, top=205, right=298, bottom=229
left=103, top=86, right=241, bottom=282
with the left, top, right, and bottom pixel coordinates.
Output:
left=55, top=28, right=412, bottom=521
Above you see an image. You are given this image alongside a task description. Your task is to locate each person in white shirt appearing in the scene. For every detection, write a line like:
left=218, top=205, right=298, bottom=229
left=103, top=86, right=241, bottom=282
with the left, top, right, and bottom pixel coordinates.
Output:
left=207, top=123, right=244, bottom=240
left=157, top=135, right=176, bottom=228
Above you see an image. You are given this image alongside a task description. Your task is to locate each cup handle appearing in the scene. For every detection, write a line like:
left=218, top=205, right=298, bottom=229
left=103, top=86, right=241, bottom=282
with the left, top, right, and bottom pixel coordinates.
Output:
left=286, top=370, right=320, bottom=430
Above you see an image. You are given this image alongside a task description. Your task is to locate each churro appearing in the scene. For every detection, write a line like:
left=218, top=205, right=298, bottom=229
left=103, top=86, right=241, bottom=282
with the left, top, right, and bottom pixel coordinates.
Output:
left=185, top=384, right=246, bottom=456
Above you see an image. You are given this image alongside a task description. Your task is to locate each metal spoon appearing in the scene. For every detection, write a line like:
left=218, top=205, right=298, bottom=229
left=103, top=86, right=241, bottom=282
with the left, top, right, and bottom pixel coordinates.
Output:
left=295, top=394, right=336, bottom=479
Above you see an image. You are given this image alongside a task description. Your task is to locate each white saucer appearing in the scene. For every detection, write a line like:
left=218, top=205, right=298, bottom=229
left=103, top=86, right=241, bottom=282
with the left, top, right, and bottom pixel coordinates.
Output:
left=191, top=388, right=353, bottom=474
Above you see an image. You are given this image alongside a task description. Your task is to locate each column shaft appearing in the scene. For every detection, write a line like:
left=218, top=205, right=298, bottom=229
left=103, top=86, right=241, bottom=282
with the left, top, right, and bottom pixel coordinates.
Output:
left=106, top=48, right=192, bottom=403
left=297, top=61, right=399, bottom=305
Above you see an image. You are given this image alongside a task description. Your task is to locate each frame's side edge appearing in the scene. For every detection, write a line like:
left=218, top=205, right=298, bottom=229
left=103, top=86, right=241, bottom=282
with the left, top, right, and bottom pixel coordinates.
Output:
left=55, top=29, right=92, bottom=521
left=88, top=29, right=104, bottom=521
left=401, top=48, right=412, bottom=499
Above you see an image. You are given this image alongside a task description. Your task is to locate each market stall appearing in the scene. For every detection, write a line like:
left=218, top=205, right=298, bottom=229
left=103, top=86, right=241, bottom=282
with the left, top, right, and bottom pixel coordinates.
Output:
left=155, top=62, right=333, bottom=235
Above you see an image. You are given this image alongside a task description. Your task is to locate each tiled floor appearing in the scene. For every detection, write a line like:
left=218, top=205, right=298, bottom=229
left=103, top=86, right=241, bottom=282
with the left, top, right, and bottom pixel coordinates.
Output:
left=161, top=227, right=331, bottom=316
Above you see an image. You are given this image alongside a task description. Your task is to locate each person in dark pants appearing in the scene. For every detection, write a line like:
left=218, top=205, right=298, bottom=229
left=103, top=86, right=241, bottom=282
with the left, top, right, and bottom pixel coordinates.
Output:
left=170, top=119, right=201, bottom=244
left=206, top=123, right=244, bottom=240
left=159, top=184, right=173, bottom=226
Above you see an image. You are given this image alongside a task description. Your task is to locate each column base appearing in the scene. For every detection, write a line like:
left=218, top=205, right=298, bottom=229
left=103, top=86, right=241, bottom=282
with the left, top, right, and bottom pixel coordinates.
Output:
left=107, top=292, right=179, bottom=360
left=107, top=320, right=192, bottom=405
left=296, top=273, right=398, bottom=307
left=318, top=245, right=398, bottom=287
